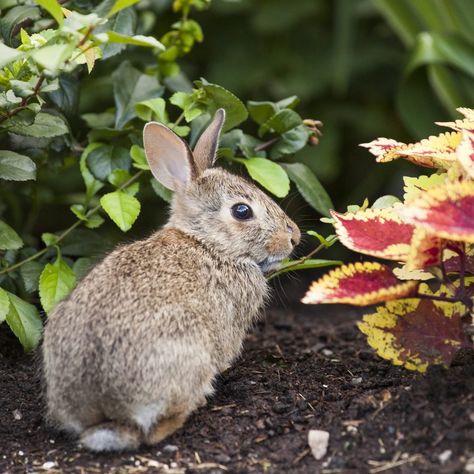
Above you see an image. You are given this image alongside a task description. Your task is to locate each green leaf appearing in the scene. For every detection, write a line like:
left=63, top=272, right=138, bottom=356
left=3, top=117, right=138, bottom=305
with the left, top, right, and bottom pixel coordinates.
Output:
left=80, top=143, right=104, bottom=201
left=268, top=258, right=342, bottom=279
left=112, top=60, right=164, bottom=129
left=107, top=0, right=140, bottom=18
left=0, top=150, right=36, bottom=181
left=372, top=195, right=401, bottom=209
left=8, top=112, right=68, bottom=138
left=259, top=109, right=303, bottom=137
left=31, top=43, right=74, bottom=72
left=0, top=42, right=23, bottom=68
left=34, top=0, right=64, bottom=25
left=130, top=145, right=149, bottom=170
left=100, top=190, right=140, bottom=231
left=0, top=288, right=10, bottom=324
left=85, top=214, right=105, bottom=229
left=106, top=31, right=165, bottom=49
left=195, top=79, right=248, bottom=131
left=270, top=125, right=310, bottom=160
left=282, top=163, right=333, bottom=217
left=135, top=97, right=167, bottom=122
left=86, top=144, right=131, bottom=181
left=5, top=292, right=42, bottom=352
left=42, top=232, right=59, bottom=247
left=72, top=257, right=94, bottom=281
left=307, top=231, right=338, bottom=248
left=238, top=158, right=290, bottom=198
left=39, top=255, right=76, bottom=314
left=20, top=261, right=44, bottom=293
left=0, top=220, right=23, bottom=250
left=0, top=6, right=41, bottom=44
left=247, top=101, right=278, bottom=125
left=151, top=178, right=173, bottom=203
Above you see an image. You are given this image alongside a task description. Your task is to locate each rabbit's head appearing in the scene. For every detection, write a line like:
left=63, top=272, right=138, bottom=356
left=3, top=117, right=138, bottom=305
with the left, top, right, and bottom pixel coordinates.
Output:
left=143, top=109, right=300, bottom=272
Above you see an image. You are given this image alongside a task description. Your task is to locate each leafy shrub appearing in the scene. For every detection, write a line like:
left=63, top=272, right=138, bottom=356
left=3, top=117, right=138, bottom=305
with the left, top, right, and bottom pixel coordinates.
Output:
left=304, top=107, right=474, bottom=373
left=0, top=0, right=337, bottom=349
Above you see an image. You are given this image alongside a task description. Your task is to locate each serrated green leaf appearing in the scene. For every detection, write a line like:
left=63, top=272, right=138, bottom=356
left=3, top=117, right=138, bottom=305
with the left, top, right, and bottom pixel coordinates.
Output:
left=34, top=0, right=64, bottom=25
left=31, top=43, right=74, bottom=72
left=100, top=190, right=140, bottom=231
left=8, top=112, right=68, bottom=138
left=70, top=204, right=87, bottom=220
left=20, top=261, right=44, bottom=293
left=84, top=213, right=104, bottom=229
left=0, top=288, right=9, bottom=323
left=135, top=97, right=167, bottom=122
left=0, top=220, right=23, bottom=250
left=107, top=0, right=140, bottom=17
left=282, top=163, right=333, bottom=217
left=247, top=101, right=278, bottom=125
left=80, top=143, right=104, bottom=201
left=86, top=144, right=131, bottom=181
left=238, top=158, right=290, bottom=198
left=130, top=145, right=149, bottom=170
left=106, top=31, right=164, bottom=49
left=72, top=257, right=94, bottom=281
left=259, top=109, right=303, bottom=137
left=151, top=178, right=173, bottom=203
left=5, top=292, right=42, bottom=352
left=41, top=232, right=58, bottom=246
left=112, top=61, right=164, bottom=129
left=39, top=256, right=76, bottom=314
left=0, top=150, right=36, bottom=181
left=0, top=42, right=23, bottom=68
left=195, top=80, right=248, bottom=131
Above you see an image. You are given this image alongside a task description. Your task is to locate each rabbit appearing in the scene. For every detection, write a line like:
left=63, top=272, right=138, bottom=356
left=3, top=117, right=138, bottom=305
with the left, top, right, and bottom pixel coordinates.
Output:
left=42, top=108, right=301, bottom=452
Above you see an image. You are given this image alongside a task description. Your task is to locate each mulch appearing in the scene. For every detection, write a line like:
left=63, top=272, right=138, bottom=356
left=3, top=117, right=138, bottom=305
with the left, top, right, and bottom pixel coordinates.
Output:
left=1, top=287, right=473, bottom=473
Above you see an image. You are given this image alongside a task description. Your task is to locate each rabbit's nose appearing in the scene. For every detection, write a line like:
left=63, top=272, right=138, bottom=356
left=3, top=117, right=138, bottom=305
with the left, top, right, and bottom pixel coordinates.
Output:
left=287, top=223, right=301, bottom=247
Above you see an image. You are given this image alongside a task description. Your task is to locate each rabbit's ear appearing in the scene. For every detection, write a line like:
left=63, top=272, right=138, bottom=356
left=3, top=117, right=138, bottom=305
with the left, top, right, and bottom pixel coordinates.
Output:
left=144, top=122, right=197, bottom=191
left=193, top=108, right=226, bottom=173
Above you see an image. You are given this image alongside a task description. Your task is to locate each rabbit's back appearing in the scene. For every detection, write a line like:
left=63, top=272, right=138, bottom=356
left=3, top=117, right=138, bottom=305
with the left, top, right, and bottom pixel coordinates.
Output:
left=43, top=227, right=267, bottom=434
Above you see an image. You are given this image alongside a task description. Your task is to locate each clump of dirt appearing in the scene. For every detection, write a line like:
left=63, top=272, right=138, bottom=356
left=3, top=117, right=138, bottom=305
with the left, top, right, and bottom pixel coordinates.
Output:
left=1, top=300, right=473, bottom=473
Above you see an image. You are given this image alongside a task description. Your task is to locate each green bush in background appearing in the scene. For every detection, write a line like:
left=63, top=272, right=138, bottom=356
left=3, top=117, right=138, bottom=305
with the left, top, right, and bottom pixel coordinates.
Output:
left=0, top=0, right=473, bottom=350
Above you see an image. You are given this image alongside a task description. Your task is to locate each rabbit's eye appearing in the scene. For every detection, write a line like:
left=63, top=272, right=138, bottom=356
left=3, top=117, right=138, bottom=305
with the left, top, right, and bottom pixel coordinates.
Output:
left=231, top=203, right=253, bottom=220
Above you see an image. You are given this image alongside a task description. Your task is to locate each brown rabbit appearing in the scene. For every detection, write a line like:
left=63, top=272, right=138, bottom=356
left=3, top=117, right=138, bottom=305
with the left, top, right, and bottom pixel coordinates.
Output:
left=42, top=109, right=300, bottom=451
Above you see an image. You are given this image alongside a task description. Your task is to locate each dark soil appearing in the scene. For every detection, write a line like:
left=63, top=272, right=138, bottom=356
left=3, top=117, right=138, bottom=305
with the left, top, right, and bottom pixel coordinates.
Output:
left=1, top=292, right=473, bottom=473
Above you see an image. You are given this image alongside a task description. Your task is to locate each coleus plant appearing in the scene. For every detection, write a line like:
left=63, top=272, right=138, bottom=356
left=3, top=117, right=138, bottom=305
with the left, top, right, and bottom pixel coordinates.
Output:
left=303, top=107, right=474, bottom=373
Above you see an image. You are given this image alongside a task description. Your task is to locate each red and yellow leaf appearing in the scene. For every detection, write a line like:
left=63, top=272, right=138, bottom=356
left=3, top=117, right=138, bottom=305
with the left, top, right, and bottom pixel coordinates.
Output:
left=358, top=298, right=470, bottom=373
left=406, top=228, right=443, bottom=270
left=436, top=107, right=474, bottom=133
left=302, top=262, right=418, bottom=306
left=331, top=209, right=414, bottom=260
left=402, top=180, right=474, bottom=243
left=457, top=129, right=474, bottom=179
left=403, top=173, right=446, bottom=202
left=361, top=133, right=461, bottom=169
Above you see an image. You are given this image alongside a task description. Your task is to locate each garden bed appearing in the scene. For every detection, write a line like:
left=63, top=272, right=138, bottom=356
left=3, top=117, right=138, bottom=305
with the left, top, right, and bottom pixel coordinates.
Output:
left=1, top=288, right=473, bottom=474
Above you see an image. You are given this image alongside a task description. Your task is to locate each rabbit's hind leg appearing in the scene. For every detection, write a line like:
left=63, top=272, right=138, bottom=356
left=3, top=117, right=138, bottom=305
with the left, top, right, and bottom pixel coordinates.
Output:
left=145, top=406, right=191, bottom=445
left=80, top=422, right=141, bottom=452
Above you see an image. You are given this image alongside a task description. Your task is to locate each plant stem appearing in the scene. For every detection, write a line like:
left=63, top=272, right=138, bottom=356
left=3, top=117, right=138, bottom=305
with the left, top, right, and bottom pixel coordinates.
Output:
left=255, top=136, right=280, bottom=152
left=266, top=242, right=328, bottom=280
left=0, top=170, right=145, bottom=276
left=0, top=75, right=45, bottom=125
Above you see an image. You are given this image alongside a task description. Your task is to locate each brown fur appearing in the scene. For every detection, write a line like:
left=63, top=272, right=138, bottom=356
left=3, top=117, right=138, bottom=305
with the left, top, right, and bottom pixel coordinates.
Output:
left=42, top=110, right=300, bottom=451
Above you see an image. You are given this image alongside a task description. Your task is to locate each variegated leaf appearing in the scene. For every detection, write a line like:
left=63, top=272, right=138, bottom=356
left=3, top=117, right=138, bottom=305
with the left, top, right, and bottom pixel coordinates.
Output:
left=403, top=173, right=446, bottom=202
left=331, top=209, right=414, bottom=260
left=358, top=298, right=470, bottom=373
left=302, top=262, right=418, bottom=306
left=406, top=228, right=443, bottom=270
left=402, top=180, right=474, bottom=243
left=457, top=129, right=474, bottom=179
left=361, top=133, right=461, bottom=169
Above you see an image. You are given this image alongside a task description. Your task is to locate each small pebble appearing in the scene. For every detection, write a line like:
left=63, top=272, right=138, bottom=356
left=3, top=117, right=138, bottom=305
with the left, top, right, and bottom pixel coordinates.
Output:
left=465, top=457, right=474, bottom=473
left=215, top=453, right=231, bottom=463
left=272, top=403, right=288, bottom=414
left=163, top=444, right=179, bottom=453
left=41, top=461, right=57, bottom=470
left=13, top=409, right=22, bottom=420
left=322, top=349, right=333, bottom=356
left=438, top=450, right=452, bottom=464
left=49, top=439, right=55, bottom=444
left=170, top=462, right=178, bottom=468
left=351, top=377, right=362, bottom=385
left=308, top=429, right=330, bottom=460
left=18, top=451, right=24, bottom=456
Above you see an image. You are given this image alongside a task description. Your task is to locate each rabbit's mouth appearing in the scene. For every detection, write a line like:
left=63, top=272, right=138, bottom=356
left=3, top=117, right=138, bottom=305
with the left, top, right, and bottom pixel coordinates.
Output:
left=258, top=256, right=284, bottom=273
